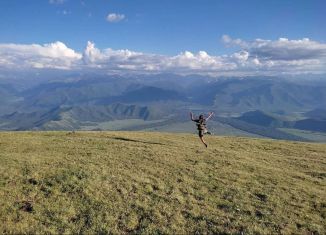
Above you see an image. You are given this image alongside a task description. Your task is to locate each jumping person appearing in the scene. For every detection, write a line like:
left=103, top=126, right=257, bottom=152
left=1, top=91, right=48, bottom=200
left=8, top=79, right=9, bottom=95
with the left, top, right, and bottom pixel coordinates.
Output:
left=190, top=112, right=214, bottom=147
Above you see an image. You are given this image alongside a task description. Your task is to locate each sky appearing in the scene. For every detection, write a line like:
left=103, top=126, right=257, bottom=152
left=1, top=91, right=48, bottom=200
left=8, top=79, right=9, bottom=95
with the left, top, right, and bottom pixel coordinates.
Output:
left=0, top=0, right=326, bottom=77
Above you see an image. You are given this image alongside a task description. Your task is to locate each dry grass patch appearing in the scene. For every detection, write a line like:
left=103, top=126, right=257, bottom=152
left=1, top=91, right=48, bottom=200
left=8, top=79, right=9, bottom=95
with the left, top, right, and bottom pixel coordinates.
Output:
left=0, top=131, right=325, bottom=234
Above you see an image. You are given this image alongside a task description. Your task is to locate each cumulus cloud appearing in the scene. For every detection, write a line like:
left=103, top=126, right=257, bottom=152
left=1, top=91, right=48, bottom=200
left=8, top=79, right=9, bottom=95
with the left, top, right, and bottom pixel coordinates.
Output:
left=1, top=37, right=326, bottom=76
left=82, top=41, right=166, bottom=72
left=253, top=38, right=326, bottom=61
left=166, top=51, right=237, bottom=73
left=106, top=13, right=125, bottom=23
left=222, top=35, right=248, bottom=48
left=222, top=35, right=326, bottom=74
left=222, top=35, right=326, bottom=61
left=79, top=42, right=239, bottom=74
left=0, top=41, right=81, bottom=70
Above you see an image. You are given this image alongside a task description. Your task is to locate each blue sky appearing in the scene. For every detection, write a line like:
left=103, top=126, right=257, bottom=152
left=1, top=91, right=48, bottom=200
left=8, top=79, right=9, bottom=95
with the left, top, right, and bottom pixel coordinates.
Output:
left=0, top=0, right=326, bottom=76
left=1, top=0, right=325, bottom=54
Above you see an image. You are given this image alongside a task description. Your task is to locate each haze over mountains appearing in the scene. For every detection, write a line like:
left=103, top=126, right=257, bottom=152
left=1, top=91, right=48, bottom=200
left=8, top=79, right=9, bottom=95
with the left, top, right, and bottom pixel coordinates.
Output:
left=1, top=73, right=325, bottom=142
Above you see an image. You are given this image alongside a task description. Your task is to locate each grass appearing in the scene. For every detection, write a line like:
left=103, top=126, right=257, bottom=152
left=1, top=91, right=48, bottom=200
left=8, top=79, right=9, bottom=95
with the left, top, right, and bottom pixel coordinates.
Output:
left=0, top=131, right=325, bottom=234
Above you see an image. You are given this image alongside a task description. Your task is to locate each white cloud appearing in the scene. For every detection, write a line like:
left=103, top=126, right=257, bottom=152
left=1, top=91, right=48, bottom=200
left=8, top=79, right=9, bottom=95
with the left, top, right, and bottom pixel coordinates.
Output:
left=222, top=35, right=326, bottom=75
left=222, top=35, right=326, bottom=61
left=80, top=42, right=238, bottom=74
left=83, top=41, right=103, bottom=64
left=1, top=37, right=326, bottom=76
left=82, top=41, right=163, bottom=72
left=106, top=13, right=125, bottom=23
left=231, top=51, right=249, bottom=65
left=49, top=0, right=66, bottom=4
left=0, top=41, right=81, bottom=70
left=222, top=35, right=248, bottom=48
left=166, top=51, right=236, bottom=72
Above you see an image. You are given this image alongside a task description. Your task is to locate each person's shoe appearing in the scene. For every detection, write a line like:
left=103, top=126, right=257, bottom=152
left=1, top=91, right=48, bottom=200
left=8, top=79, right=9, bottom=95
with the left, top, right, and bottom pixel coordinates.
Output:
left=204, top=143, right=208, bottom=148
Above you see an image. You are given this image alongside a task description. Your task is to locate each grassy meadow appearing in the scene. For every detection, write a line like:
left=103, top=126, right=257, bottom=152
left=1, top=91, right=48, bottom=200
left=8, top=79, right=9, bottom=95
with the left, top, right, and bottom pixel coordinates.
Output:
left=0, top=131, right=325, bottom=234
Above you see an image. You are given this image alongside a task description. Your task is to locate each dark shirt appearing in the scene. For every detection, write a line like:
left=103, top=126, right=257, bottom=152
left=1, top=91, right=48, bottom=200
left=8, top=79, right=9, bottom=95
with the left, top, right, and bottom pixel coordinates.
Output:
left=194, top=119, right=206, bottom=130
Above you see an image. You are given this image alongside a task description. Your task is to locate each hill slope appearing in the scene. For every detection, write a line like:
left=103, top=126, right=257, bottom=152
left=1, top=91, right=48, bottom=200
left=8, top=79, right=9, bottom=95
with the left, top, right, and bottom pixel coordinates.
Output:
left=0, top=132, right=325, bottom=234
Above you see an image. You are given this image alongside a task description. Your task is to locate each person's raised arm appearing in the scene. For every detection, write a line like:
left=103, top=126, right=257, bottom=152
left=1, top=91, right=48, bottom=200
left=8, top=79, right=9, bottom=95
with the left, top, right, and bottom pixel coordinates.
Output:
left=190, top=112, right=195, bottom=121
left=205, top=112, right=214, bottom=121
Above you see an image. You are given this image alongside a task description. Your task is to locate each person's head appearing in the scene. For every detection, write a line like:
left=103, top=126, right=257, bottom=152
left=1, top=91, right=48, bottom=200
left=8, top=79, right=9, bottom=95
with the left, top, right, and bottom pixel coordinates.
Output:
left=199, top=114, right=204, bottom=120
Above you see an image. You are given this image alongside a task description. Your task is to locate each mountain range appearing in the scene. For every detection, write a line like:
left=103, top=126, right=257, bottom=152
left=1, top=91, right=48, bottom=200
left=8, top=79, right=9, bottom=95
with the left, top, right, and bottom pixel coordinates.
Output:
left=0, top=74, right=325, bottom=141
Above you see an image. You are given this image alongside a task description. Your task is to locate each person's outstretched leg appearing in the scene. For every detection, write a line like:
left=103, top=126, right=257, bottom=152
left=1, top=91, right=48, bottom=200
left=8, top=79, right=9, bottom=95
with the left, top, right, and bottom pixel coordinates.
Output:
left=204, top=128, right=212, bottom=135
left=199, top=136, right=207, bottom=148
